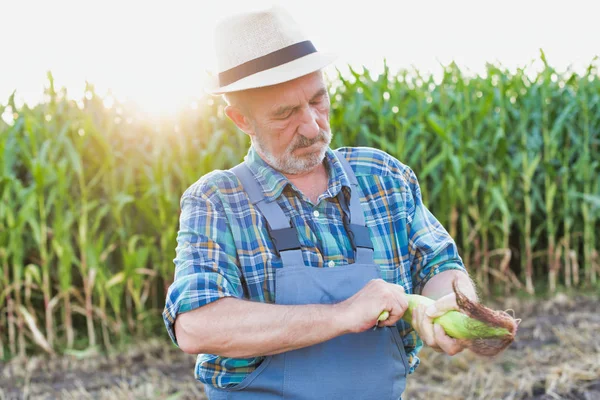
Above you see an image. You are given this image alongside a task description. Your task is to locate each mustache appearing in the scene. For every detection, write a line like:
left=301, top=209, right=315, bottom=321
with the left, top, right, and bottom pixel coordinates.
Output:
left=290, top=130, right=330, bottom=151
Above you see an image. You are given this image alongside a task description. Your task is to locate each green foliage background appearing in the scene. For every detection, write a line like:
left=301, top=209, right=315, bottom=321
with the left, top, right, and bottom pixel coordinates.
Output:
left=1, top=53, right=599, bottom=358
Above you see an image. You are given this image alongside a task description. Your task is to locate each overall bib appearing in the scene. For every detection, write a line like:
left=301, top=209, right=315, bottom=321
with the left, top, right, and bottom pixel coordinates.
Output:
left=204, top=152, right=409, bottom=400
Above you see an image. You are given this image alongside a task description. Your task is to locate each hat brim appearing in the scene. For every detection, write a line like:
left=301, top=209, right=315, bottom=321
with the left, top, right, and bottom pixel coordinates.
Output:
left=204, top=51, right=338, bottom=95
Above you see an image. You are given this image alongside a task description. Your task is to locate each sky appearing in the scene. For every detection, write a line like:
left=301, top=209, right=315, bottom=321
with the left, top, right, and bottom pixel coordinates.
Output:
left=1, top=0, right=598, bottom=117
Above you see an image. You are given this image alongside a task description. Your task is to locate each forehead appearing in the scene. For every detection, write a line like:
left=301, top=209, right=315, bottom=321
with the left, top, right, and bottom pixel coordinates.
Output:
left=251, top=71, right=327, bottom=113
left=273, top=71, right=325, bottom=97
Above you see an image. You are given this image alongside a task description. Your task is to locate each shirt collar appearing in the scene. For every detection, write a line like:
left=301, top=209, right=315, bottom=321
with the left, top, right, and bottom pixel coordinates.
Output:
left=244, top=146, right=352, bottom=203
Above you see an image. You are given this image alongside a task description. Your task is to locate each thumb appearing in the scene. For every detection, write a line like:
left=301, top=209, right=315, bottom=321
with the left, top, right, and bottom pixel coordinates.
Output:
left=425, top=293, right=459, bottom=319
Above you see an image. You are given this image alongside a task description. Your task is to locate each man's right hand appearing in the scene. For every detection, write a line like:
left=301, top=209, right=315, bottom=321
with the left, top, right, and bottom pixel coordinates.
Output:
left=336, top=279, right=409, bottom=333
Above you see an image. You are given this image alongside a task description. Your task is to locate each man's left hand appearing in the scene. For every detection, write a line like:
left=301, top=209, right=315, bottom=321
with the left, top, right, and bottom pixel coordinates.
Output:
left=410, top=292, right=467, bottom=356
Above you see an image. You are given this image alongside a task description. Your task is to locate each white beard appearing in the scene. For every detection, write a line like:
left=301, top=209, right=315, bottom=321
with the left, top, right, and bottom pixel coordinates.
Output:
left=252, top=129, right=332, bottom=175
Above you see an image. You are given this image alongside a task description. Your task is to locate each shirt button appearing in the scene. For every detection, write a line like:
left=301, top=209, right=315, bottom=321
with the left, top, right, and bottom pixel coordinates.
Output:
left=313, top=210, right=320, bottom=218
left=328, top=260, right=335, bottom=268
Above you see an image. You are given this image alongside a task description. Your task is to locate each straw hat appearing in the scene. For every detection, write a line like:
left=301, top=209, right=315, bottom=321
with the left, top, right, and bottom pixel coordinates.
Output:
left=205, top=5, right=337, bottom=95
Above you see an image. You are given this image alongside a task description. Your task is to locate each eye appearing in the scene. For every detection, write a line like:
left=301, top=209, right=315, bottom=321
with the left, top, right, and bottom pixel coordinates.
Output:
left=280, top=110, right=294, bottom=119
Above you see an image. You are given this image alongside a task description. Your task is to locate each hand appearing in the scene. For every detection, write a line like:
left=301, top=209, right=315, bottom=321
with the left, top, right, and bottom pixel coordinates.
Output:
left=338, top=279, right=408, bottom=333
left=411, top=292, right=467, bottom=356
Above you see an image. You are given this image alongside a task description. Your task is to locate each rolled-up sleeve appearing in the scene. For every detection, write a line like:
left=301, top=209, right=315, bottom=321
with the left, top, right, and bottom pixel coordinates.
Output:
left=404, top=167, right=467, bottom=295
left=163, top=189, right=243, bottom=347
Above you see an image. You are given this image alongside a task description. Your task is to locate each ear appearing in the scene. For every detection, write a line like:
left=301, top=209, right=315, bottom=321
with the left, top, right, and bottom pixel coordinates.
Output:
left=224, top=105, right=255, bottom=136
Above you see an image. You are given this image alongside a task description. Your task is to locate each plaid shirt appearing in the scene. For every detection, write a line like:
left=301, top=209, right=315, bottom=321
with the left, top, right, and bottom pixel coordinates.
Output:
left=163, top=146, right=466, bottom=388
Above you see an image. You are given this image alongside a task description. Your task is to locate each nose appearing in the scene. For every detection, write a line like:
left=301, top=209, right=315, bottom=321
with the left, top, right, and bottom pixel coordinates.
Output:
left=296, top=104, right=320, bottom=139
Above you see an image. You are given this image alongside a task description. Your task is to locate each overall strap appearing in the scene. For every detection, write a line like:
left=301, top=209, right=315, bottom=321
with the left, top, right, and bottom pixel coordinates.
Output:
left=334, top=151, right=375, bottom=265
left=231, top=163, right=304, bottom=266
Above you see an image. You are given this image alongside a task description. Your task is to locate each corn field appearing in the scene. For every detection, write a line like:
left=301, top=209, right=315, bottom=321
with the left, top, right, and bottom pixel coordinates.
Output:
left=1, top=53, right=599, bottom=359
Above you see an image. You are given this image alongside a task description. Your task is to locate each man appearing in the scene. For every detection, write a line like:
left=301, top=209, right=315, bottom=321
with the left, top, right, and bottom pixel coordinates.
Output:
left=163, top=5, right=478, bottom=399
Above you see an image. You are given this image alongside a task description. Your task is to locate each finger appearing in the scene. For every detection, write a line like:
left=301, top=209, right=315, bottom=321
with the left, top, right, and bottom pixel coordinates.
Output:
left=380, top=305, right=402, bottom=327
left=382, top=289, right=409, bottom=327
left=381, top=291, right=408, bottom=326
left=411, top=304, right=426, bottom=336
left=399, top=291, right=409, bottom=314
left=417, top=304, right=436, bottom=347
left=433, top=323, right=463, bottom=356
left=425, top=325, right=444, bottom=353
left=425, top=293, right=460, bottom=319
left=392, top=287, right=409, bottom=318
left=378, top=311, right=392, bottom=327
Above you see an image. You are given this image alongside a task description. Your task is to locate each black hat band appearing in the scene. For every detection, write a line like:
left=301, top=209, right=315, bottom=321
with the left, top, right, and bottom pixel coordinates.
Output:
left=218, top=40, right=317, bottom=87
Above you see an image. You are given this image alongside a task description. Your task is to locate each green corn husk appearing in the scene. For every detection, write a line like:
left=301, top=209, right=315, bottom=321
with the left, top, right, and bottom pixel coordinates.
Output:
left=400, top=295, right=513, bottom=339
left=379, top=283, right=519, bottom=356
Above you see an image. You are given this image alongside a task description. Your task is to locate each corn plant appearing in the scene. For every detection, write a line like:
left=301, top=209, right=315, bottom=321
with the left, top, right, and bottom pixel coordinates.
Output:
left=1, top=54, right=599, bottom=359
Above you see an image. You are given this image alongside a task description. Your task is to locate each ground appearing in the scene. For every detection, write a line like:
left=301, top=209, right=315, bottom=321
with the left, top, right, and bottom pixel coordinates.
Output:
left=1, top=293, right=598, bottom=400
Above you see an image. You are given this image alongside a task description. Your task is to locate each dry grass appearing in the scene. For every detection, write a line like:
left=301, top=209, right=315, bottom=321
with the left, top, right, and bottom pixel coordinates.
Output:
left=0, top=340, right=202, bottom=400
left=1, top=293, right=598, bottom=400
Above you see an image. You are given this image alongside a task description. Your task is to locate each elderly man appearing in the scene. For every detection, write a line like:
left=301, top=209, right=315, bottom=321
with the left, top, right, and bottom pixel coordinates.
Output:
left=163, top=5, right=477, bottom=400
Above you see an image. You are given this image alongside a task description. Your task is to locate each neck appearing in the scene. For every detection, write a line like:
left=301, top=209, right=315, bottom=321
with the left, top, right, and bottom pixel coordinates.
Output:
left=282, top=162, right=324, bottom=180
left=285, top=163, right=328, bottom=204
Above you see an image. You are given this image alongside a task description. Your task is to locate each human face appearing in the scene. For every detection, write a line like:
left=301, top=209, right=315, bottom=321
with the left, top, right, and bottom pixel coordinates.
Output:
left=244, top=71, right=332, bottom=175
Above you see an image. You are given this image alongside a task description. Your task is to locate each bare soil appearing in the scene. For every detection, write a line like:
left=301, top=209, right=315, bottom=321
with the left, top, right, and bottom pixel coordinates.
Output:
left=1, top=293, right=598, bottom=400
